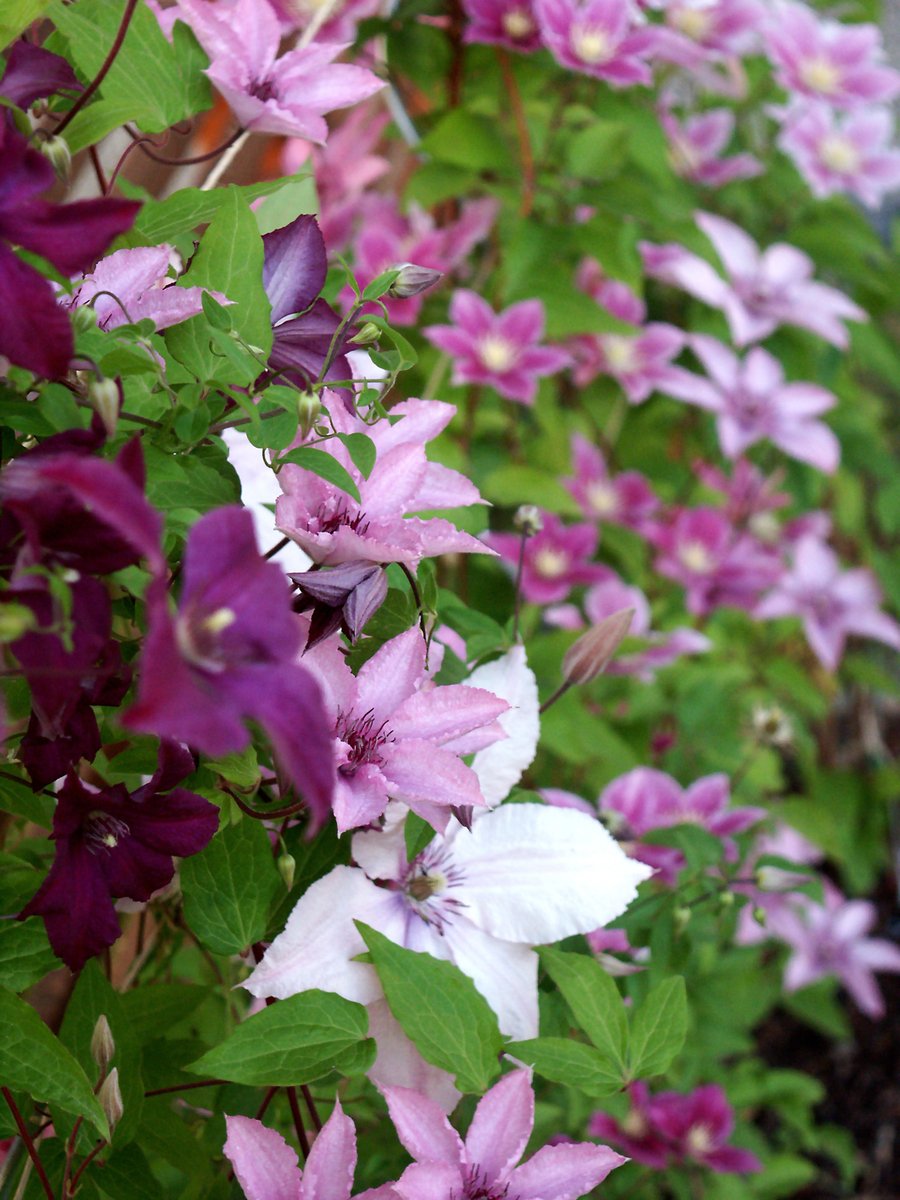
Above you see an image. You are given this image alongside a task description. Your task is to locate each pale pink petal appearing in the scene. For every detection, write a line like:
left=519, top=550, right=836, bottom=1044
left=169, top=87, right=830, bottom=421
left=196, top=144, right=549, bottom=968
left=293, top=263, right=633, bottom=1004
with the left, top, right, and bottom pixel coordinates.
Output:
left=355, top=627, right=425, bottom=726
left=304, top=1101, right=356, bottom=1200
left=382, top=740, right=487, bottom=813
left=696, top=211, right=759, bottom=277
left=391, top=685, right=509, bottom=746
left=366, top=999, right=461, bottom=1113
left=466, top=1070, right=534, bottom=1183
left=508, top=1142, right=627, bottom=1199
left=394, top=1162, right=460, bottom=1200
left=442, top=921, right=539, bottom=1040
left=224, top=1116, right=303, bottom=1200
left=382, top=1087, right=465, bottom=1165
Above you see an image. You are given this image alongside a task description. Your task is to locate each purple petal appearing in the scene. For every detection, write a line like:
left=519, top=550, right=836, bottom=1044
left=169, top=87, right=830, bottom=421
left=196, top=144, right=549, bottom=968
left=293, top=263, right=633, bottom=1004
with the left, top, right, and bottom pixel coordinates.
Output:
left=0, top=240, right=74, bottom=376
left=0, top=41, right=83, bottom=108
left=263, top=215, right=327, bottom=324
left=223, top=1116, right=303, bottom=1200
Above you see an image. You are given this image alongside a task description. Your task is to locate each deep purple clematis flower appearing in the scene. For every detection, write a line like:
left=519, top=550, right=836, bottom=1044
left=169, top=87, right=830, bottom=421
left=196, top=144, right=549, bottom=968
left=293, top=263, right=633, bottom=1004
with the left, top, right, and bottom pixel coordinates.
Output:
left=19, top=743, right=218, bottom=972
left=124, top=507, right=335, bottom=828
left=0, top=123, right=139, bottom=377
left=590, top=1082, right=762, bottom=1174
left=290, top=561, right=388, bottom=649
left=0, top=41, right=83, bottom=108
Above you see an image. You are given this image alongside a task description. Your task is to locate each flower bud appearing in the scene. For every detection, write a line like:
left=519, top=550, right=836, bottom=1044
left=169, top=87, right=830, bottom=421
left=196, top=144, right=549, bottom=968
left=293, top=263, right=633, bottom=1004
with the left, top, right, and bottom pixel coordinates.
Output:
left=277, top=853, right=296, bottom=891
left=513, top=505, right=542, bottom=536
left=90, top=1015, right=116, bottom=1074
left=562, top=608, right=634, bottom=686
left=387, top=262, right=443, bottom=299
left=752, top=705, right=793, bottom=749
left=72, top=304, right=98, bottom=334
left=97, top=1067, right=124, bottom=1131
left=297, top=391, right=321, bottom=439
left=87, top=376, right=120, bottom=437
left=752, top=905, right=767, bottom=928
left=39, top=134, right=71, bottom=181
left=673, top=905, right=692, bottom=934
left=351, top=321, right=381, bottom=346
left=718, top=889, right=735, bottom=910
left=0, top=602, right=37, bottom=643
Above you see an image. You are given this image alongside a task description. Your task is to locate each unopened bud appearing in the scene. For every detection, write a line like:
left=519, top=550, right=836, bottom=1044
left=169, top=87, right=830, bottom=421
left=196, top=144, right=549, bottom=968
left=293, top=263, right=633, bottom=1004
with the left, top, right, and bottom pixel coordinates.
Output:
left=277, top=852, right=296, bottom=891
left=39, top=134, right=71, bottom=181
left=673, top=905, right=692, bottom=934
left=297, top=391, right=321, bottom=438
left=97, top=1067, right=123, bottom=1131
left=90, top=1015, right=116, bottom=1074
left=72, top=304, right=98, bottom=334
left=387, top=262, right=443, bottom=299
left=718, top=889, right=735, bottom=910
left=0, top=602, right=37, bottom=643
left=562, top=608, right=634, bottom=686
left=752, top=905, right=767, bottom=928
left=351, top=321, right=381, bottom=346
left=87, top=376, right=120, bottom=437
left=513, top=505, right=542, bottom=536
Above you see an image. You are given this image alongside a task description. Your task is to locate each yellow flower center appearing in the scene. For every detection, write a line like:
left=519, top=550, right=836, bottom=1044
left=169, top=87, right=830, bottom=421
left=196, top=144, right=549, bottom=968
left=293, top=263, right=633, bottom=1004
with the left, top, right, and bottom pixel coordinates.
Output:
left=819, top=132, right=860, bottom=174
left=603, top=335, right=639, bottom=374
left=572, top=24, right=612, bottom=64
left=799, top=56, right=841, bottom=95
left=478, top=334, right=517, bottom=372
left=502, top=7, right=535, bottom=39
left=686, top=1123, right=714, bottom=1156
left=670, top=6, right=713, bottom=41
left=679, top=541, right=714, bottom=574
left=533, top=548, right=570, bottom=579
left=587, top=482, right=618, bottom=517
left=621, top=1108, right=649, bottom=1137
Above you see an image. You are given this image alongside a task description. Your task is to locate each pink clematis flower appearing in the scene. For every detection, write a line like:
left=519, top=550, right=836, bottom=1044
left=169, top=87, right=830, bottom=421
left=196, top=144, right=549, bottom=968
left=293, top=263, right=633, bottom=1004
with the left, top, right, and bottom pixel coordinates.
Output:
left=224, top=1100, right=398, bottom=1200
left=535, top=0, right=657, bottom=86
left=485, top=512, right=611, bottom=605
left=585, top=579, right=710, bottom=682
left=660, top=107, right=763, bottom=187
left=299, top=626, right=509, bottom=832
left=756, top=535, right=900, bottom=671
left=384, top=1069, right=626, bottom=1200
left=764, top=1, right=900, bottom=109
left=590, top=1082, right=761, bottom=1174
left=564, top=434, right=659, bottom=533
left=654, top=0, right=763, bottom=67
left=462, top=0, right=544, bottom=54
left=653, top=506, right=781, bottom=616
left=640, top=210, right=866, bottom=348
left=276, top=395, right=491, bottom=567
left=664, top=335, right=839, bottom=471
left=598, top=767, right=765, bottom=884
left=765, top=881, right=900, bottom=1019
left=175, top=0, right=383, bottom=142
left=64, top=244, right=227, bottom=332
left=424, top=289, right=569, bottom=405
left=776, top=102, right=900, bottom=209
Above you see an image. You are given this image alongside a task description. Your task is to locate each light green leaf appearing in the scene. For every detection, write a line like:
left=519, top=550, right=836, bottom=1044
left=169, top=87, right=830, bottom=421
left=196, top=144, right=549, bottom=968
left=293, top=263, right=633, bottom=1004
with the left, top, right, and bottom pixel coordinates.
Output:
left=337, top=432, right=377, bottom=479
left=627, top=976, right=687, bottom=1080
left=0, top=0, right=52, bottom=44
left=128, top=180, right=286, bottom=246
left=187, top=990, right=374, bottom=1086
left=278, top=446, right=361, bottom=502
left=181, top=819, right=282, bottom=956
left=120, top=985, right=210, bottom=1043
left=0, top=919, right=59, bottom=992
left=357, top=922, right=502, bottom=1094
left=0, top=987, right=109, bottom=1140
left=509, top=1037, right=622, bottom=1096
left=541, top=947, right=628, bottom=1073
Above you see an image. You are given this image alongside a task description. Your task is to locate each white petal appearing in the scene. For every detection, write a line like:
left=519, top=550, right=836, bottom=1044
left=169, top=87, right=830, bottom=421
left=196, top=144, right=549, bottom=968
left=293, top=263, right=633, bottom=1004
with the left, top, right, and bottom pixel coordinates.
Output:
left=367, top=1000, right=462, bottom=1114
left=464, top=646, right=540, bottom=806
left=444, top=920, right=539, bottom=1041
left=451, top=804, right=652, bottom=944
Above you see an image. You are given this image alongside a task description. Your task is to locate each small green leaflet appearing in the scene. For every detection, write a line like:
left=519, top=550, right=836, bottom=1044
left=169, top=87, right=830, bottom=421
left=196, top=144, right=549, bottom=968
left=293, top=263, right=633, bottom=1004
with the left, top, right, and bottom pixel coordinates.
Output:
left=278, top=446, right=361, bottom=502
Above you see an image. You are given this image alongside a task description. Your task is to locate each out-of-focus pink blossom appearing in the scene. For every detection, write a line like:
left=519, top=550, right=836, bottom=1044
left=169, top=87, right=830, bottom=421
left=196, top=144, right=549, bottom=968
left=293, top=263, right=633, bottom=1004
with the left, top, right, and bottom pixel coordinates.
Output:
left=776, top=102, right=900, bottom=208
left=424, top=289, right=570, bottom=405
left=695, top=458, right=790, bottom=526
left=764, top=1, right=900, bottom=109
left=756, top=535, right=900, bottom=671
left=535, top=0, right=657, bottom=86
left=486, top=511, right=611, bottom=604
left=463, top=0, right=544, bottom=53
left=654, top=0, right=762, bottom=68
left=660, top=107, right=762, bottom=187
left=640, top=210, right=866, bottom=348
left=665, top=335, right=839, bottom=471
left=564, top=434, right=659, bottom=533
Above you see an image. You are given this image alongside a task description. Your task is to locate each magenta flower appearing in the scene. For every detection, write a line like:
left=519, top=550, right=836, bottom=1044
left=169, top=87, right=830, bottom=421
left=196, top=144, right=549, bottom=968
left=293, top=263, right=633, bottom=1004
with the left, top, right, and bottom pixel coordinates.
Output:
left=598, top=767, right=765, bottom=884
left=591, top=1082, right=761, bottom=1174
left=224, top=1100, right=398, bottom=1200
left=384, top=1069, right=625, bottom=1200
left=276, top=396, right=490, bottom=567
left=694, top=457, right=790, bottom=527
left=124, top=507, right=336, bottom=827
left=64, top=244, right=226, bottom=332
left=653, top=506, right=781, bottom=616
left=665, top=335, right=839, bottom=471
left=0, top=123, right=139, bottom=377
left=0, top=40, right=83, bottom=109
left=462, top=0, right=544, bottom=54
left=640, top=211, right=866, bottom=347
left=655, top=0, right=763, bottom=66
left=660, top=107, right=763, bottom=187
left=19, top=744, right=218, bottom=972
left=564, top=434, right=658, bottom=533
left=756, top=535, right=900, bottom=671
left=485, top=512, right=611, bottom=605
left=299, top=627, right=508, bottom=832
left=765, top=882, right=900, bottom=1019
left=425, top=289, right=569, bottom=405
left=764, top=1, right=900, bottom=109
left=534, top=0, right=656, bottom=86
left=176, top=0, right=383, bottom=142
left=776, top=102, right=900, bottom=209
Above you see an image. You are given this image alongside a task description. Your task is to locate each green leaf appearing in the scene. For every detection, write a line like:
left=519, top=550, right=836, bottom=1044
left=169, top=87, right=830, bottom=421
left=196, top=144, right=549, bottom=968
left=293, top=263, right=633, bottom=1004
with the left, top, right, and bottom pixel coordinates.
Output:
left=508, top=1037, right=622, bottom=1096
left=0, top=0, right=52, bottom=44
left=481, top=465, right=581, bottom=516
left=201, top=290, right=232, bottom=330
left=627, top=976, right=687, bottom=1080
left=540, top=947, right=627, bottom=1073
left=96, top=1143, right=164, bottom=1200
left=337, top=432, right=377, bottom=479
left=278, top=446, right=361, bottom=502
left=254, top=174, right=318, bottom=235
left=181, top=818, right=282, bottom=956
left=57, top=962, right=144, bottom=1146
left=120, top=985, right=210, bottom=1043
left=0, top=919, right=59, bottom=992
left=187, top=990, right=374, bottom=1086
left=357, top=922, right=502, bottom=1094
left=245, top=387, right=300, bottom=451
left=208, top=745, right=261, bottom=790
left=404, top=812, right=436, bottom=862
left=143, top=446, right=240, bottom=514
left=420, top=110, right=516, bottom=175
left=128, top=180, right=285, bottom=246
left=362, top=268, right=401, bottom=302
left=0, top=987, right=109, bottom=1140
left=641, top=824, right=725, bottom=871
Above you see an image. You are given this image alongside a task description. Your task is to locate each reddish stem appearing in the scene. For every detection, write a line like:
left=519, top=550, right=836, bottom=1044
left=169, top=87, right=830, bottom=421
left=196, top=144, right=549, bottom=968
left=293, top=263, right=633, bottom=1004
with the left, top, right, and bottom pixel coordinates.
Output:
left=1, top=1088, right=54, bottom=1200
